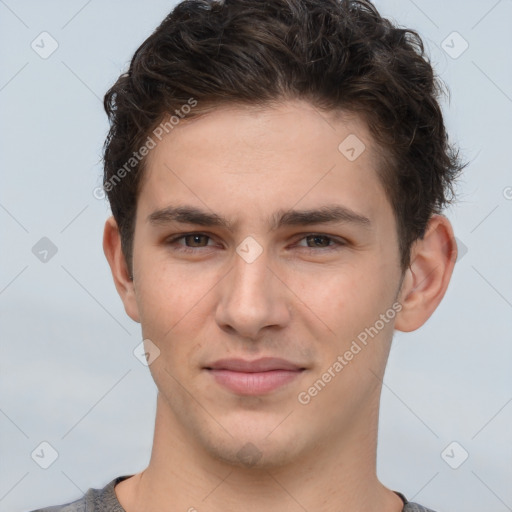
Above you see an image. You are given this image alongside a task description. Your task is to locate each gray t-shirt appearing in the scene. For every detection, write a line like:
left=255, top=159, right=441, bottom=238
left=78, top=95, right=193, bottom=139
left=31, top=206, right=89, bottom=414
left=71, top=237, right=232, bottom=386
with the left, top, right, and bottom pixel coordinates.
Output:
left=28, top=475, right=438, bottom=512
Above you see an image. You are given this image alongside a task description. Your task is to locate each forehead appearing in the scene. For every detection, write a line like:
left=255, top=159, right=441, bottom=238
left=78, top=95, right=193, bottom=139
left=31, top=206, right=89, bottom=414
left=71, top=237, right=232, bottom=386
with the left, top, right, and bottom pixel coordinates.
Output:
left=137, top=100, right=391, bottom=229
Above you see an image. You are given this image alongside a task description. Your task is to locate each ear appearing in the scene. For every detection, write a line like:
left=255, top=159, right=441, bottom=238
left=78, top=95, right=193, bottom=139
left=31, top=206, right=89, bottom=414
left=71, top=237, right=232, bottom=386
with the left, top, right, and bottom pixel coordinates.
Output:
left=103, top=216, right=140, bottom=323
left=394, top=214, right=457, bottom=332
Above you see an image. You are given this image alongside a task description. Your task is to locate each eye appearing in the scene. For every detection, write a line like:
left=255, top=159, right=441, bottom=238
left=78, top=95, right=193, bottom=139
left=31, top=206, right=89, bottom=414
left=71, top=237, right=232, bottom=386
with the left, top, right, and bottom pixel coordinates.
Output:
left=179, top=234, right=211, bottom=247
left=295, top=234, right=346, bottom=251
left=166, top=233, right=217, bottom=253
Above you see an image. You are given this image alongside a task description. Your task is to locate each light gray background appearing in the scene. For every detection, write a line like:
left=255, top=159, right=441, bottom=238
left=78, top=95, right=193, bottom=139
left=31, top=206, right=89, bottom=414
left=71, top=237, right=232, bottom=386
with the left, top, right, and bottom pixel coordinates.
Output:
left=1, top=1, right=511, bottom=511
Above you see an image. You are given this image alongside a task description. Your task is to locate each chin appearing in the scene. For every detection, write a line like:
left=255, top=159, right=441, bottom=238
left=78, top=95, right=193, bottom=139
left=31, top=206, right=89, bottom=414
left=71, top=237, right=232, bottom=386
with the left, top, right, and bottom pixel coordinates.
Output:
left=207, top=440, right=297, bottom=470
left=196, top=422, right=306, bottom=471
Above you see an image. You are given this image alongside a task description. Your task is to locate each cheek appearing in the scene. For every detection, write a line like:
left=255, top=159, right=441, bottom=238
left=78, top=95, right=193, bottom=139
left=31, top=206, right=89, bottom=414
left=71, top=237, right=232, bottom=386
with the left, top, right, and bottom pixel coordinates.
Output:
left=301, top=266, right=385, bottom=326
left=135, top=242, right=205, bottom=312
left=137, top=274, right=197, bottom=333
left=135, top=271, right=209, bottom=381
left=299, top=266, right=399, bottom=363
left=134, top=257, right=223, bottom=353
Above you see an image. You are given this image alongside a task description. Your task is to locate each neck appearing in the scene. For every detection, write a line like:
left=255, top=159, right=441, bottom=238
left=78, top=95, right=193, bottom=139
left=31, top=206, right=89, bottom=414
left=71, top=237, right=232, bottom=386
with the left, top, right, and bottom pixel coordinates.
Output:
left=116, top=392, right=404, bottom=512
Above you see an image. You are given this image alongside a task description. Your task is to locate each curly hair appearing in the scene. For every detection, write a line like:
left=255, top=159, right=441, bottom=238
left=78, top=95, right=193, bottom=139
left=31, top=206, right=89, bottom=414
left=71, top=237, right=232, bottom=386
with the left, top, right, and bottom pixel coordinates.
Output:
left=103, top=0, right=465, bottom=272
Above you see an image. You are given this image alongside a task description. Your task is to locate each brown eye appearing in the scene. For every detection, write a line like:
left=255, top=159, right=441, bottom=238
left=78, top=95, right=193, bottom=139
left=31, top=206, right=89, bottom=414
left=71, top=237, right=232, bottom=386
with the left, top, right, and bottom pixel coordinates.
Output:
left=165, top=232, right=218, bottom=254
left=305, top=235, right=332, bottom=248
left=182, top=234, right=210, bottom=247
left=295, top=234, right=345, bottom=251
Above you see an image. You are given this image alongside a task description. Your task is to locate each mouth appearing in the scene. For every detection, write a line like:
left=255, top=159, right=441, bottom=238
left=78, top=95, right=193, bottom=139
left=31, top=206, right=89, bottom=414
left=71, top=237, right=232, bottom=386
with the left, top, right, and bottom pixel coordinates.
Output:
left=204, top=357, right=306, bottom=395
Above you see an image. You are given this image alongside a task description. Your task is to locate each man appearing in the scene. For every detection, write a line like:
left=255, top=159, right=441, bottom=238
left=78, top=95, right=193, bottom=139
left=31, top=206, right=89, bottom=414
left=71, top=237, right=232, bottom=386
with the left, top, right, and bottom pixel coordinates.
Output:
left=31, top=0, right=464, bottom=510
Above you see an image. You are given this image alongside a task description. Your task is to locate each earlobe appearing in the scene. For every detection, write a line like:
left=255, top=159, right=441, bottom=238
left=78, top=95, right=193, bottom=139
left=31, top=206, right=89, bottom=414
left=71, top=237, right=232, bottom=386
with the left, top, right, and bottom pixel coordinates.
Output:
left=394, top=214, right=457, bottom=333
left=102, top=216, right=140, bottom=323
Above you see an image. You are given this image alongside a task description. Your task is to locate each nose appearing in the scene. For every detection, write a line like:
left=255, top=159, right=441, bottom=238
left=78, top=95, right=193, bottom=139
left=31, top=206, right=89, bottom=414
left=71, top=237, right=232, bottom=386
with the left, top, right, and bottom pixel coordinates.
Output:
left=215, top=245, right=291, bottom=340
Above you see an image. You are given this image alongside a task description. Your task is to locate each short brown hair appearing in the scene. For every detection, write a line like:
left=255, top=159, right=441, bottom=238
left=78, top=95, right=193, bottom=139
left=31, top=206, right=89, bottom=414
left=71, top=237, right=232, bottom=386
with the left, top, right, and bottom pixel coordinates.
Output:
left=103, top=0, right=465, bottom=272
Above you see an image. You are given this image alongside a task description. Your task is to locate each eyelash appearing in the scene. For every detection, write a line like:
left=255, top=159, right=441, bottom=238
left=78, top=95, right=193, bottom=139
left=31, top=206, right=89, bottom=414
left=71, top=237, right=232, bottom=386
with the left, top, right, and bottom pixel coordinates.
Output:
left=165, top=232, right=346, bottom=254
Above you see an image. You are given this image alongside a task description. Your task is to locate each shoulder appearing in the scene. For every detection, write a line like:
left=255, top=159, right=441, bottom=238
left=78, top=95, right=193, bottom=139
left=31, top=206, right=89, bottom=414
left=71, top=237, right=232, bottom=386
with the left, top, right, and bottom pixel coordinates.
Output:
left=395, top=491, right=438, bottom=512
left=27, top=491, right=90, bottom=512
left=26, top=476, right=130, bottom=512
left=403, top=502, right=439, bottom=512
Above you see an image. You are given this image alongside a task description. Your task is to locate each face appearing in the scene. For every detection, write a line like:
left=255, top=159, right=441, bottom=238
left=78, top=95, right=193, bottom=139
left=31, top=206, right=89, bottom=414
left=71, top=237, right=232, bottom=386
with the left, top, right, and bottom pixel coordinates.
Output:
left=127, top=100, right=404, bottom=469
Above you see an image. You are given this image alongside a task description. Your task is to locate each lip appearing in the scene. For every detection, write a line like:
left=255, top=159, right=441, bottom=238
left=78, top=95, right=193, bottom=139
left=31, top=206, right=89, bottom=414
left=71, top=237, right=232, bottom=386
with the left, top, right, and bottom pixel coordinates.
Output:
left=205, top=357, right=305, bottom=372
left=204, top=357, right=306, bottom=395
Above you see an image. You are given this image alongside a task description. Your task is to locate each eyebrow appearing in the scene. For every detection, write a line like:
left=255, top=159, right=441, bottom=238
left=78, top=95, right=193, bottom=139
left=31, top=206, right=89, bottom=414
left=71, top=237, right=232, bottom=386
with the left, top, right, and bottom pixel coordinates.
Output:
left=147, top=204, right=372, bottom=231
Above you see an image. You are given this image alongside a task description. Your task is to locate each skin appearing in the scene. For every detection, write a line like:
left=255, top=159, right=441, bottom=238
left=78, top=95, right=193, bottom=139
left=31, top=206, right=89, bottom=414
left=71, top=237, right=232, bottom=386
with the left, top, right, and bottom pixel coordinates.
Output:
left=103, top=100, right=457, bottom=512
